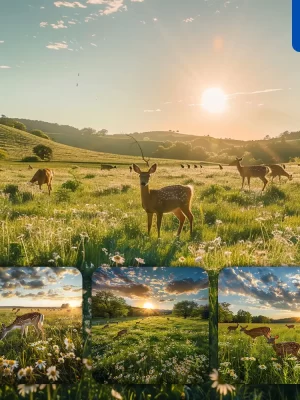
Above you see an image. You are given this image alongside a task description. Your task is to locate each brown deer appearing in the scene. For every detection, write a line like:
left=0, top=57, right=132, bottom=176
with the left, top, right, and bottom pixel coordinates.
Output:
left=28, top=165, right=33, bottom=170
left=100, top=164, right=116, bottom=171
left=187, top=164, right=190, bottom=169
left=0, top=312, right=44, bottom=340
left=113, top=329, right=128, bottom=340
left=240, top=325, right=271, bottom=339
left=29, top=168, right=54, bottom=195
left=219, top=164, right=223, bottom=170
left=266, top=335, right=300, bottom=358
left=227, top=323, right=239, bottom=333
left=133, top=163, right=194, bottom=238
left=129, top=166, right=132, bottom=173
left=229, top=157, right=269, bottom=191
left=194, top=165, right=198, bottom=168
left=180, top=164, right=185, bottom=169
left=267, top=164, right=292, bottom=182
left=285, top=324, right=295, bottom=329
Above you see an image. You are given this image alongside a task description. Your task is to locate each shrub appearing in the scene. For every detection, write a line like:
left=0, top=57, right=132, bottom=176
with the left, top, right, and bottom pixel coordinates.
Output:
left=56, top=188, right=72, bottom=202
left=84, top=174, right=96, bottom=179
left=30, top=129, right=50, bottom=140
left=0, top=149, right=8, bottom=160
left=33, top=144, right=53, bottom=161
left=21, top=156, right=41, bottom=162
left=62, top=180, right=81, bottom=192
left=263, top=185, right=287, bottom=206
left=3, top=184, right=19, bottom=197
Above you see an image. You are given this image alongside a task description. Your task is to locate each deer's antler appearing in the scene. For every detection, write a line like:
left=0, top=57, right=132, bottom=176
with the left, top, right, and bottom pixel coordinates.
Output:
left=126, top=134, right=150, bottom=167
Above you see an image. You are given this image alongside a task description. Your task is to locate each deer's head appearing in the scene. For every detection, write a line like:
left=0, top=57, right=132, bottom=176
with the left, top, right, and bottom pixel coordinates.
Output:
left=133, top=164, right=157, bottom=187
left=229, top=157, right=243, bottom=166
left=266, top=335, right=279, bottom=344
left=240, top=325, right=248, bottom=331
left=288, top=174, right=293, bottom=181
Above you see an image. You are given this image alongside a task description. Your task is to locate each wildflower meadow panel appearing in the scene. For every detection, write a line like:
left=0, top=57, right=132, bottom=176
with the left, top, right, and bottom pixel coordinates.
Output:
left=218, top=267, right=300, bottom=384
left=0, top=267, right=83, bottom=384
left=91, top=266, right=209, bottom=384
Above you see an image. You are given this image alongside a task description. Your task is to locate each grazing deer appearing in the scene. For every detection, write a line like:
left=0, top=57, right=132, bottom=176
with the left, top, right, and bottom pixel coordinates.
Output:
left=227, top=323, right=239, bottom=333
left=266, top=335, right=300, bottom=358
left=194, top=165, right=198, bottom=169
left=133, top=163, right=194, bottom=238
left=240, top=325, right=271, bottom=339
left=29, top=168, right=54, bottom=195
left=28, top=165, right=33, bottom=170
left=100, top=164, right=116, bottom=171
left=180, top=164, right=185, bottom=169
left=187, top=164, right=190, bottom=169
left=0, top=312, right=44, bottom=340
left=286, top=324, right=295, bottom=329
left=229, top=157, right=269, bottom=191
left=113, top=329, right=128, bottom=340
left=219, top=164, right=223, bottom=170
left=267, top=164, right=292, bottom=182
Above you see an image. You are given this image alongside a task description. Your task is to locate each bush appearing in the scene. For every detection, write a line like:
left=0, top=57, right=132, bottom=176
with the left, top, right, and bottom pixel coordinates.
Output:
left=61, top=180, right=81, bottom=192
left=3, top=184, right=19, bottom=197
left=14, top=121, right=26, bottom=131
left=201, top=184, right=225, bottom=201
left=263, top=185, right=287, bottom=206
left=84, top=174, right=96, bottom=179
left=95, top=184, right=131, bottom=196
left=30, top=129, right=50, bottom=140
left=21, top=156, right=41, bottom=162
left=33, top=144, right=53, bottom=161
left=0, top=149, right=8, bottom=160
left=56, top=188, right=72, bottom=202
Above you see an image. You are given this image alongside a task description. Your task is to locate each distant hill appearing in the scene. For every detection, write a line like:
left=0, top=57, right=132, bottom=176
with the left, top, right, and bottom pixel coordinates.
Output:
left=13, top=117, right=300, bottom=163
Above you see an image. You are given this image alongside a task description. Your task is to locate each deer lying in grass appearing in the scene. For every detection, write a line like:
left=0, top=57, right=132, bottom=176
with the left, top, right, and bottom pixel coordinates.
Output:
left=113, top=329, right=128, bottom=340
left=0, top=312, right=44, bottom=340
left=240, top=325, right=271, bottom=339
left=266, top=335, right=300, bottom=358
left=29, top=168, right=54, bottom=195
left=267, top=164, right=292, bottom=182
left=133, top=163, right=194, bottom=238
left=227, top=323, right=239, bottom=333
left=229, top=157, right=269, bottom=191
left=285, top=324, right=295, bottom=329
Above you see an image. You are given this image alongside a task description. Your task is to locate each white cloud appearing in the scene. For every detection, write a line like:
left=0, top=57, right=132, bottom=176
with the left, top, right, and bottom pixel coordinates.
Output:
left=228, top=88, right=283, bottom=98
left=144, top=109, right=161, bottom=113
left=0, top=41, right=4, bottom=44
left=68, top=21, right=77, bottom=24
left=131, top=0, right=144, bottom=2
left=54, top=1, right=87, bottom=8
left=0, top=66, right=11, bottom=69
left=40, top=22, right=48, bottom=28
left=51, top=20, right=68, bottom=29
left=91, top=43, right=97, bottom=46
left=87, top=0, right=127, bottom=15
left=183, top=17, right=194, bottom=23
left=46, top=42, right=69, bottom=50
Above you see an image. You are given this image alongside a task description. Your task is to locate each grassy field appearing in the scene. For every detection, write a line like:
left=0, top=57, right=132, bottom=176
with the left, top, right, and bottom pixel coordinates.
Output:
left=92, top=316, right=208, bottom=384
left=0, top=307, right=82, bottom=384
left=218, top=323, right=300, bottom=384
left=0, top=160, right=299, bottom=267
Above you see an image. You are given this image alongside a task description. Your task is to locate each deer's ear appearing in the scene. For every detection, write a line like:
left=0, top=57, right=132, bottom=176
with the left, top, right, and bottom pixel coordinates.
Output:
left=238, top=157, right=243, bottom=161
left=132, top=164, right=141, bottom=174
left=148, top=164, right=157, bottom=174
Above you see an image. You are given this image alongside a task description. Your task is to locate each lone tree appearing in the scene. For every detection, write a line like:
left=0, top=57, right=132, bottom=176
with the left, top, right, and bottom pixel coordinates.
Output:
left=33, top=144, right=53, bottom=161
left=173, top=300, right=198, bottom=319
left=92, top=291, right=129, bottom=319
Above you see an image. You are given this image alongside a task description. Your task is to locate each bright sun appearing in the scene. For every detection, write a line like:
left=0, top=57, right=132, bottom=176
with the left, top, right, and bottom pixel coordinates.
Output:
left=144, top=302, right=154, bottom=309
left=201, top=87, right=227, bottom=113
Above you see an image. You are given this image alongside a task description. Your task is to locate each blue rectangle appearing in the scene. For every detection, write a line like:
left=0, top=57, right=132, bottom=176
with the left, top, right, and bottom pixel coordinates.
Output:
left=293, top=0, right=300, bottom=51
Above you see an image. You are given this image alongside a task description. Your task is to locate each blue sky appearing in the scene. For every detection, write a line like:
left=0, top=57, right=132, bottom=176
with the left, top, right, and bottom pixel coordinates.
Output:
left=0, top=267, right=82, bottom=307
left=219, top=267, right=300, bottom=319
left=92, top=266, right=208, bottom=309
left=1, top=0, right=299, bottom=139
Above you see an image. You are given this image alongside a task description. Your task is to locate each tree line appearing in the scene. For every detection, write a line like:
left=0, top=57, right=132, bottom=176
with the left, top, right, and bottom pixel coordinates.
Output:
left=219, top=302, right=273, bottom=323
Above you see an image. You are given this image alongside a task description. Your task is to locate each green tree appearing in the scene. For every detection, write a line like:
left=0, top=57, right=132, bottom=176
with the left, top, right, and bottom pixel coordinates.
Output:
left=172, top=301, right=198, bottom=319
left=92, top=291, right=129, bottom=319
left=218, top=302, right=234, bottom=323
left=31, top=129, right=50, bottom=140
left=236, top=309, right=252, bottom=323
left=33, top=144, right=53, bottom=160
left=13, top=121, right=26, bottom=131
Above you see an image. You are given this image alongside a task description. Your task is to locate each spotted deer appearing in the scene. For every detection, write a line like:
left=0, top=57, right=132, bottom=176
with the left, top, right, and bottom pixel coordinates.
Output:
left=266, top=335, right=300, bottom=358
left=133, top=163, right=194, bottom=238
left=240, top=325, right=271, bottom=339
left=29, top=168, right=54, bottom=195
left=285, top=324, right=295, bottom=329
left=113, top=329, right=128, bottom=340
left=267, top=164, right=293, bottom=182
left=0, top=312, right=44, bottom=340
left=229, top=157, right=269, bottom=191
left=227, top=323, right=239, bottom=333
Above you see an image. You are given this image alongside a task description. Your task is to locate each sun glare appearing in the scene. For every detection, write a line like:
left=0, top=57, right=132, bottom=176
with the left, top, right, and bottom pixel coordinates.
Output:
left=144, top=302, right=154, bottom=309
left=201, top=88, right=227, bottom=113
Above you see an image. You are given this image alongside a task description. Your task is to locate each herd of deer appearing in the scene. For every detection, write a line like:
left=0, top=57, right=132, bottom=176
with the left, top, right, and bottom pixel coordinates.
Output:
left=226, top=323, right=300, bottom=358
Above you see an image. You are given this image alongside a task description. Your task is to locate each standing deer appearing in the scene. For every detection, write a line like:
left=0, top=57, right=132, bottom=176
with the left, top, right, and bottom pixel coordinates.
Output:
left=133, top=163, right=194, bottom=238
left=187, top=164, right=190, bottom=169
left=229, top=157, right=269, bottom=191
left=29, top=168, right=54, bottom=195
left=180, top=164, right=185, bottom=169
left=194, top=165, right=198, bottom=169
left=285, top=324, right=295, bottom=329
left=240, top=325, right=271, bottom=339
left=113, top=329, right=128, bottom=340
left=0, top=312, right=44, bottom=340
left=267, top=164, right=292, bottom=182
left=266, top=335, right=300, bottom=358
left=227, top=323, right=239, bottom=333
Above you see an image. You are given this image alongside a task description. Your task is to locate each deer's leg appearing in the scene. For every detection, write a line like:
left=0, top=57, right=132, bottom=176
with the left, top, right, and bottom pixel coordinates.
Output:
left=173, top=208, right=186, bottom=236
left=247, top=177, right=250, bottom=191
left=181, top=206, right=194, bottom=236
left=156, top=213, right=163, bottom=238
left=241, top=176, right=245, bottom=190
left=147, top=213, right=153, bottom=235
left=260, top=176, right=268, bottom=191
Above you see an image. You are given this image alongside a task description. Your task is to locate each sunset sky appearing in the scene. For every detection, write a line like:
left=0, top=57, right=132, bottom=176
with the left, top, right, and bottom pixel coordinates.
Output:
left=1, top=0, right=299, bottom=138
left=93, top=267, right=209, bottom=309
left=0, top=267, right=82, bottom=307
left=219, top=267, right=300, bottom=319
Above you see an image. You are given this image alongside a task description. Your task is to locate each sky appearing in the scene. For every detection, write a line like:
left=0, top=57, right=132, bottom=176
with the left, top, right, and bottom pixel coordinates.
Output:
left=219, top=267, right=300, bottom=319
left=1, top=0, right=300, bottom=139
left=92, top=266, right=209, bottom=309
left=0, top=267, right=82, bottom=307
